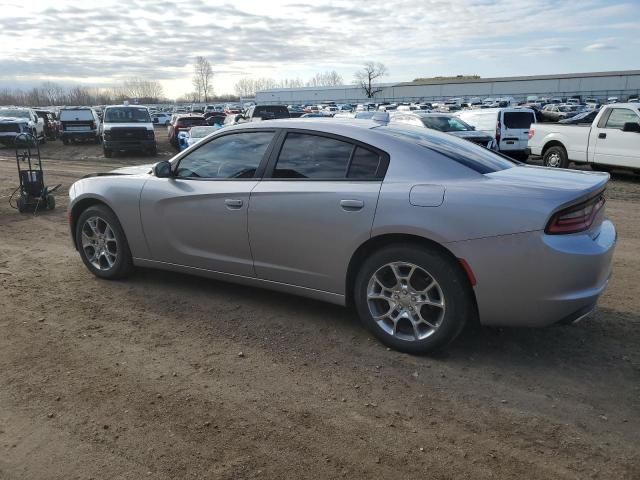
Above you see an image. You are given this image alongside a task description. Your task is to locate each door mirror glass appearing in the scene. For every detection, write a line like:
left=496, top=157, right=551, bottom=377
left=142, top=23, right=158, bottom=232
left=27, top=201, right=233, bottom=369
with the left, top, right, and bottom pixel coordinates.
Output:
left=154, top=160, right=172, bottom=178
left=622, top=122, right=640, bottom=133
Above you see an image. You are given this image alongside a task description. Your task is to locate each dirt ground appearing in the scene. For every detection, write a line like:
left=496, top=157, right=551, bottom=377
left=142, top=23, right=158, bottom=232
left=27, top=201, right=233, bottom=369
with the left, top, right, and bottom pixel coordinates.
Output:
left=0, top=128, right=638, bottom=479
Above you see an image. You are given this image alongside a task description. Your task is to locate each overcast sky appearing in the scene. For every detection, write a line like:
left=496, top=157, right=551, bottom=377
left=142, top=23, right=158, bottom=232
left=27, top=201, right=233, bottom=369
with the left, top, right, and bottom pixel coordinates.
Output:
left=1, top=0, right=638, bottom=99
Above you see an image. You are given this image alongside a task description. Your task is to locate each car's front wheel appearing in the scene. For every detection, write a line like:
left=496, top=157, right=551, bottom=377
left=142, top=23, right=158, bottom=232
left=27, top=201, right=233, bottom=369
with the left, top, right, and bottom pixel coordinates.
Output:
left=75, top=205, right=133, bottom=279
left=354, top=245, right=473, bottom=354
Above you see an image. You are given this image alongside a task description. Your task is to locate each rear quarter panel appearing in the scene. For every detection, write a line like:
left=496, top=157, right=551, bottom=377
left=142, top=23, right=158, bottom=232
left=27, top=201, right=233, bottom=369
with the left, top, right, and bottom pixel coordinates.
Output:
left=529, top=124, right=591, bottom=161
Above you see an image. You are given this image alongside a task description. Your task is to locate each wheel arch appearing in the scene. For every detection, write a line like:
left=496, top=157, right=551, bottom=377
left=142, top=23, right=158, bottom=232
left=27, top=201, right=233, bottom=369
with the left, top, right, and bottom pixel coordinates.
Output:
left=69, top=197, right=114, bottom=250
left=541, top=140, right=567, bottom=158
left=345, top=233, right=478, bottom=312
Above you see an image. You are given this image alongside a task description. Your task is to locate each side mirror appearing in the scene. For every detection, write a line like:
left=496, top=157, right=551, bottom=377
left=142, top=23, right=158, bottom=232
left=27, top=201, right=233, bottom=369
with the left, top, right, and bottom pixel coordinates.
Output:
left=622, top=122, right=640, bottom=133
left=153, top=160, right=172, bottom=178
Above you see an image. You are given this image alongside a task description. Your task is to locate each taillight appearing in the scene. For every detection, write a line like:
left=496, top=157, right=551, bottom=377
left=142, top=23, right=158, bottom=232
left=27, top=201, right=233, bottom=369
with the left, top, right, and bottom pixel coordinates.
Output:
left=496, top=121, right=501, bottom=143
left=90, top=121, right=96, bottom=129
left=545, top=194, right=606, bottom=235
left=528, top=128, right=535, bottom=140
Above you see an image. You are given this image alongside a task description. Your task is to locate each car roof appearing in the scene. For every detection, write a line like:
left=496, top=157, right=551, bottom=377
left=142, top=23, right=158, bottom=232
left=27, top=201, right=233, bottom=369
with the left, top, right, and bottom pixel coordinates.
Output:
left=226, top=118, right=380, bottom=132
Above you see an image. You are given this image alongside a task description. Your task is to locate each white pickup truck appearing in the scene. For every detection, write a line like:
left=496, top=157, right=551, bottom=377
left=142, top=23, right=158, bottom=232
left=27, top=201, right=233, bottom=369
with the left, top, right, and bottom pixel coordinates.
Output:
left=528, top=103, right=640, bottom=172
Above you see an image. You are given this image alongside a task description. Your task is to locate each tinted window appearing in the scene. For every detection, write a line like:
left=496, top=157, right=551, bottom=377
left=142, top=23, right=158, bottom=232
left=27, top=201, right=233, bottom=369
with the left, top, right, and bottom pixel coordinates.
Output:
left=378, top=125, right=514, bottom=174
left=503, top=112, right=535, bottom=129
left=605, top=108, right=640, bottom=129
left=274, top=133, right=354, bottom=179
left=176, top=131, right=274, bottom=179
left=253, top=106, right=290, bottom=119
left=420, top=116, right=472, bottom=132
left=347, top=147, right=380, bottom=179
left=104, top=107, right=150, bottom=123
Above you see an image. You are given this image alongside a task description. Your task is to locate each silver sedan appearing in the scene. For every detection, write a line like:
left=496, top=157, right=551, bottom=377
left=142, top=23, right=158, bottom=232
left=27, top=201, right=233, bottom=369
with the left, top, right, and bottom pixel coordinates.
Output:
left=68, top=119, right=616, bottom=353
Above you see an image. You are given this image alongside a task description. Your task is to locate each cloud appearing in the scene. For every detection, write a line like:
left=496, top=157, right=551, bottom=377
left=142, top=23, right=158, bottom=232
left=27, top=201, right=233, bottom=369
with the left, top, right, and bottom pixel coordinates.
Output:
left=584, top=43, right=617, bottom=52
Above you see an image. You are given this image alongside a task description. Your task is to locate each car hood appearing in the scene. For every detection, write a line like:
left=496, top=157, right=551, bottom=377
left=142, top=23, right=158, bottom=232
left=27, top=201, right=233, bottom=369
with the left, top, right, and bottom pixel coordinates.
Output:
left=0, top=117, right=28, bottom=123
left=109, top=164, right=154, bottom=175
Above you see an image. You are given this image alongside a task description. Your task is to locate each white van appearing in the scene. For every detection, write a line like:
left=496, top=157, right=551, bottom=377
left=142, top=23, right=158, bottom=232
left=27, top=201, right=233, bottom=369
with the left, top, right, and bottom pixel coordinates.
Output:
left=456, top=108, right=537, bottom=159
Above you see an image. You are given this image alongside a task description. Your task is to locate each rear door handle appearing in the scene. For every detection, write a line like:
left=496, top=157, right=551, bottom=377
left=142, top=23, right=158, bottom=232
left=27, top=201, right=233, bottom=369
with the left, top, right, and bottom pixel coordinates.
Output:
left=224, top=198, right=243, bottom=209
left=598, top=133, right=607, bottom=139
left=340, top=199, right=364, bottom=211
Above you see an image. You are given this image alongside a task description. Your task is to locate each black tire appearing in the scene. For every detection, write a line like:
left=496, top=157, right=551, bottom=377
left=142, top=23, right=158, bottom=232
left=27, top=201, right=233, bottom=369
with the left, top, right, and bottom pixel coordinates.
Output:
left=149, top=146, right=158, bottom=156
left=103, top=148, right=113, bottom=158
left=354, top=244, right=474, bottom=354
left=62, top=137, right=69, bottom=145
left=16, top=196, right=27, bottom=213
left=46, top=195, right=55, bottom=210
left=75, top=204, right=133, bottom=280
left=543, top=145, right=568, bottom=168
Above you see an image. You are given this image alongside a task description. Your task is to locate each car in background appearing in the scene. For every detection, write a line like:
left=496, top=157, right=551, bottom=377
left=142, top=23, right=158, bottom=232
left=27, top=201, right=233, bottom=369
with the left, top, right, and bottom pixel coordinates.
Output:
left=102, top=105, right=156, bottom=158
left=288, top=105, right=306, bottom=118
left=0, top=107, right=45, bottom=145
left=184, top=125, right=221, bottom=148
left=539, top=104, right=580, bottom=122
left=68, top=118, right=616, bottom=354
left=390, top=112, right=494, bottom=148
left=152, top=112, right=172, bottom=126
left=244, top=105, right=291, bottom=121
left=354, top=111, right=390, bottom=123
left=35, top=110, right=59, bottom=140
left=558, top=110, right=599, bottom=125
left=59, top=107, right=101, bottom=145
left=204, top=112, right=227, bottom=126
left=528, top=102, right=640, bottom=172
left=168, top=115, right=208, bottom=148
left=457, top=108, right=537, bottom=159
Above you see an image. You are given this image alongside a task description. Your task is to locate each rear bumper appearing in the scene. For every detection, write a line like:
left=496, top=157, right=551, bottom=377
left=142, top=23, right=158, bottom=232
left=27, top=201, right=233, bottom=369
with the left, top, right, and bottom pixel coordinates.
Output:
left=62, top=131, right=98, bottom=139
left=104, top=139, right=156, bottom=151
left=446, top=220, right=616, bottom=327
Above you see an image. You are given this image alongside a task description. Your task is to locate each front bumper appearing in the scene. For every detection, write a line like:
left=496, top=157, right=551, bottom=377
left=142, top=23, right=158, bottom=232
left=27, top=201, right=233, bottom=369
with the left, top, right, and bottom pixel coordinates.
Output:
left=104, top=139, right=156, bottom=151
left=447, top=220, right=617, bottom=327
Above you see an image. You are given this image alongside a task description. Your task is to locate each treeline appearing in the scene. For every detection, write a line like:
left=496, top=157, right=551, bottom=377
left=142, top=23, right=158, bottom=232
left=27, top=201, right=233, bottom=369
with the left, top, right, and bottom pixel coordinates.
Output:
left=0, top=79, right=166, bottom=106
left=233, top=71, right=344, bottom=97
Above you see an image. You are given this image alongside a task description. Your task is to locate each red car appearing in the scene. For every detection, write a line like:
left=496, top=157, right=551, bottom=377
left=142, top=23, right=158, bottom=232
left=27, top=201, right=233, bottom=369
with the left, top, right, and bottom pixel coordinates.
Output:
left=168, top=115, right=208, bottom=148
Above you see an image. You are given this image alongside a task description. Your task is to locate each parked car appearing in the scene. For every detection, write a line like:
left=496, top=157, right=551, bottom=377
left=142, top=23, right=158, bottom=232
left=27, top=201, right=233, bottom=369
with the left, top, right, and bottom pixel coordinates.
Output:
left=456, top=108, right=537, bottom=159
left=528, top=103, right=640, bottom=172
left=152, top=112, right=172, bottom=126
left=389, top=112, right=494, bottom=148
left=244, top=105, right=291, bottom=121
left=35, top=110, right=59, bottom=140
left=168, top=115, right=208, bottom=148
left=184, top=125, right=221, bottom=148
left=59, top=107, right=101, bottom=145
left=68, top=119, right=615, bottom=354
left=558, top=110, right=599, bottom=125
left=538, top=104, right=580, bottom=122
left=204, top=112, right=227, bottom=126
left=0, top=107, right=45, bottom=145
left=102, top=105, right=156, bottom=158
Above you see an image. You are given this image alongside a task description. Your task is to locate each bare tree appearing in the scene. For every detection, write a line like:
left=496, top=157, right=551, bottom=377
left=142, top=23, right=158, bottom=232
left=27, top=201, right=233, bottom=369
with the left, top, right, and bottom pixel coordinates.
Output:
left=192, top=57, right=214, bottom=102
left=354, top=62, right=388, bottom=98
left=307, top=70, right=343, bottom=87
left=122, top=78, right=164, bottom=103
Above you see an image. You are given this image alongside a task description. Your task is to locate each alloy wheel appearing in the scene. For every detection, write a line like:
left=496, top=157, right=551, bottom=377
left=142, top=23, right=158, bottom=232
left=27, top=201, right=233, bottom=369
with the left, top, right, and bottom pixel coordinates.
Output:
left=81, top=216, right=118, bottom=271
left=366, top=262, right=445, bottom=341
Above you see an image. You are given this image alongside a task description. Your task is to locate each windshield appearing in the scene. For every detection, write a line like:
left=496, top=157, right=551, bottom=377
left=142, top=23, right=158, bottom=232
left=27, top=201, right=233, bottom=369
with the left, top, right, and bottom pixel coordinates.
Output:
left=457, top=112, right=498, bottom=131
left=104, top=107, right=151, bottom=123
left=189, top=126, right=218, bottom=138
left=420, top=116, right=471, bottom=132
left=0, top=109, right=29, bottom=118
left=377, top=125, right=515, bottom=174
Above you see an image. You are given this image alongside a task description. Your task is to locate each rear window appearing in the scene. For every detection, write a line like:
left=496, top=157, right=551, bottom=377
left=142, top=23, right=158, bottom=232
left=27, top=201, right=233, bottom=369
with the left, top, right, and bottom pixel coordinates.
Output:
left=377, top=125, right=514, bottom=174
left=60, top=109, right=94, bottom=121
left=253, top=106, right=290, bottom=119
left=503, top=111, right=535, bottom=129
left=178, top=117, right=208, bottom=127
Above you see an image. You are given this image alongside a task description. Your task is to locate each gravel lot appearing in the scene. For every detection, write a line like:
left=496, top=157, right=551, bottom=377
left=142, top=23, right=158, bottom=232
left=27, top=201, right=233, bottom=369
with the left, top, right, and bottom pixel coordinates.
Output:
left=0, top=128, right=638, bottom=479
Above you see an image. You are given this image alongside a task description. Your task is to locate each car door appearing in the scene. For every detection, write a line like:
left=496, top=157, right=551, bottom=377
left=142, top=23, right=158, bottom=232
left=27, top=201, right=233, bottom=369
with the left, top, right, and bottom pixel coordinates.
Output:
left=592, top=107, right=640, bottom=168
left=139, top=129, right=277, bottom=276
left=248, top=130, right=388, bottom=294
left=500, top=110, right=534, bottom=152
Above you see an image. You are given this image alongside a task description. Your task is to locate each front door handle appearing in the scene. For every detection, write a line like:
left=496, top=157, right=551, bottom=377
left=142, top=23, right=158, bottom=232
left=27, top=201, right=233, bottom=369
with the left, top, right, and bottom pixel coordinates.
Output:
left=224, top=198, right=243, bottom=209
left=598, top=133, right=607, bottom=139
left=340, top=199, right=364, bottom=211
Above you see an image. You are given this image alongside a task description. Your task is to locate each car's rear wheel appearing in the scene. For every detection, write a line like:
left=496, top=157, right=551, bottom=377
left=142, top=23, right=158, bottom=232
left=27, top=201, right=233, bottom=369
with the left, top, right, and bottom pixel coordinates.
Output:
left=543, top=146, right=568, bottom=168
left=62, top=137, right=69, bottom=145
left=103, top=148, right=113, bottom=158
left=354, top=245, right=473, bottom=354
left=75, top=205, right=133, bottom=280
